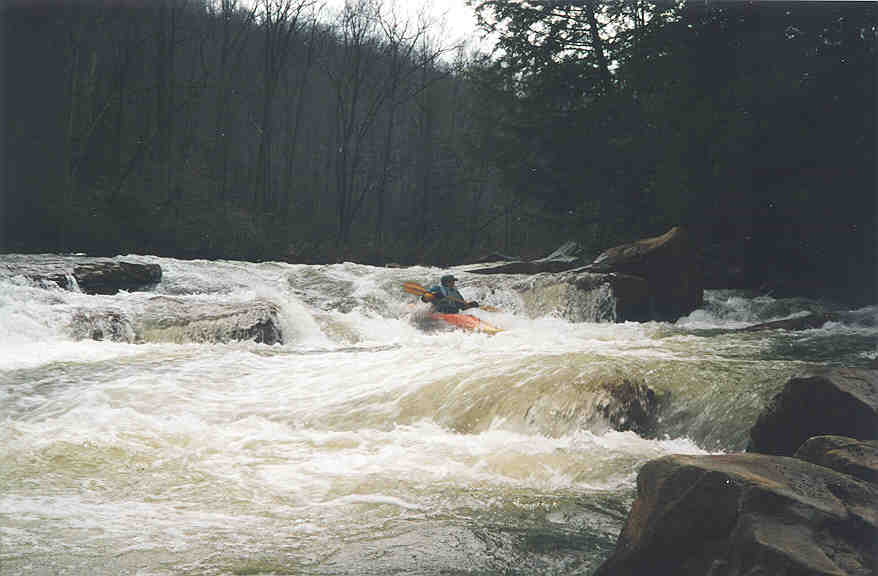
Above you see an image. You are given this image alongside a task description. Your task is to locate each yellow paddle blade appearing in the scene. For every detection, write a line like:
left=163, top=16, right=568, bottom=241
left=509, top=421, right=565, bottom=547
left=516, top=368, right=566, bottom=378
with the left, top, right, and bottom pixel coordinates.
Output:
left=402, top=281, right=434, bottom=300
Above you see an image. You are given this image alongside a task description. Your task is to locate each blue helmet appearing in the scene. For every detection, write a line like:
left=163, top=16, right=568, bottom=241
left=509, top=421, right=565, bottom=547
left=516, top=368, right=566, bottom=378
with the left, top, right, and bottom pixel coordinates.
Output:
left=441, top=275, right=457, bottom=286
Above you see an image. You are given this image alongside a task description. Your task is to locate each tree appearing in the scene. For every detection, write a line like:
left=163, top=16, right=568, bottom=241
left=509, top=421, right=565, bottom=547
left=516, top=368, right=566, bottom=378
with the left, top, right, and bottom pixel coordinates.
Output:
left=253, top=0, right=315, bottom=213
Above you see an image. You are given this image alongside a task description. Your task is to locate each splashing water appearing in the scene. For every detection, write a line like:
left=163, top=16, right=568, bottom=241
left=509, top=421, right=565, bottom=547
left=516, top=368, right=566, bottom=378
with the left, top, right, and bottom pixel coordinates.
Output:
left=1, top=254, right=874, bottom=575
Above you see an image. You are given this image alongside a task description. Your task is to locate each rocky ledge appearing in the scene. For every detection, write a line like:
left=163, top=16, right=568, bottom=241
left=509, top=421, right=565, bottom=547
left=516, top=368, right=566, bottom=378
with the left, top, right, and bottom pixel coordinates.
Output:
left=3, top=256, right=161, bottom=294
left=69, top=297, right=284, bottom=345
left=68, top=261, right=162, bottom=294
left=595, top=367, right=878, bottom=576
left=139, top=296, right=283, bottom=345
left=478, top=227, right=704, bottom=323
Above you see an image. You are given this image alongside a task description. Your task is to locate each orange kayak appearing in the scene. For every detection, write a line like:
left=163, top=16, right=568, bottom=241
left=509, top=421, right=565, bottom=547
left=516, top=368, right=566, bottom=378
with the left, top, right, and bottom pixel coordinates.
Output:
left=430, top=313, right=503, bottom=335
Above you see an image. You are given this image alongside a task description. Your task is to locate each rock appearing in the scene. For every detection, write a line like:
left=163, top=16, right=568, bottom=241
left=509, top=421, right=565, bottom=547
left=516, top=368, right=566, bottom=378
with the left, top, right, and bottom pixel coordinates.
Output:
left=595, top=377, right=668, bottom=438
left=584, top=226, right=703, bottom=321
left=794, top=435, right=878, bottom=485
left=70, top=309, right=137, bottom=342
left=747, top=368, right=878, bottom=456
left=72, top=261, right=162, bottom=294
left=140, top=296, right=283, bottom=345
left=0, top=256, right=162, bottom=294
left=523, top=374, right=668, bottom=438
left=594, top=453, right=878, bottom=576
left=516, top=271, right=650, bottom=322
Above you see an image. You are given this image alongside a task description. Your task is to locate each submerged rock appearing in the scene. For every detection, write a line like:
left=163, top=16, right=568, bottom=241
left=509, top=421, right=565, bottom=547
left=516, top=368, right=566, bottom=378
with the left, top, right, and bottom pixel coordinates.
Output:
left=594, top=452, right=878, bottom=576
left=524, top=374, right=667, bottom=438
left=70, top=309, right=137, bottom=342
left=594, top=377, right=668, bottom=438
left=747, top=368, right=878, bottom=456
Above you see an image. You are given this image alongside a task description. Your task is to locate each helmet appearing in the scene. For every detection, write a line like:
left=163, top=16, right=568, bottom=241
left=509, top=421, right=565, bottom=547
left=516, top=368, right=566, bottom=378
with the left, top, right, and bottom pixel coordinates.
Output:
left=441, top=274, right=457, bottom=286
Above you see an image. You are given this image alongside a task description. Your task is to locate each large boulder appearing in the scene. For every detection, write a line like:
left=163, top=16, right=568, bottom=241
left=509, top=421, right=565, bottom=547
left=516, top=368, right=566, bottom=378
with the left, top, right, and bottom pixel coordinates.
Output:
left=516, top=271, right=650, bottom=322
left=139, top=296, right=283, bottom=345
left=66, top=298, right=284, bottom=345
left=747, top=368, right=878, bottom=456
left=71, top=261, right=162, bottom=294
left=794, top=435, right=878, bottom=485
left=585, top=226, right=703, bottom=321
left=594, top=453, right=878, bottom=576
left=2, top=256, right=162, bottom=294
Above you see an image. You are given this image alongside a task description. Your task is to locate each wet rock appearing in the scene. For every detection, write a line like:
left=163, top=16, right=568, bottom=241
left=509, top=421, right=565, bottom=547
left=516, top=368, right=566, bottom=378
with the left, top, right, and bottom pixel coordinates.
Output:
left=524, top=374, right=667, bottom=438
left=69, top=309, right=137, bottom=343
left=594, top=453, right=878, bottom=576
left=747, top=368, right=878, bottom=456
left=2, top=256, right=161, bottom=294
left=593, top=377, right=668, bottom=438
left=794, top=435, right=878, bottom=485
left=584, top=226, right=703, bottom=321
left=516, top=271, right=649, bottom=323
left=140, top=296, right=282, bottom=345
left=72, top=261, right=161, bottom=294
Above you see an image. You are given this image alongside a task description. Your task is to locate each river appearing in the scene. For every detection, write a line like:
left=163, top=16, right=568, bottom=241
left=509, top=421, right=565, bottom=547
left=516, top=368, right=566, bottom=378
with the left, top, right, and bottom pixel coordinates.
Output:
left=1, top=254, right=875, bottom=575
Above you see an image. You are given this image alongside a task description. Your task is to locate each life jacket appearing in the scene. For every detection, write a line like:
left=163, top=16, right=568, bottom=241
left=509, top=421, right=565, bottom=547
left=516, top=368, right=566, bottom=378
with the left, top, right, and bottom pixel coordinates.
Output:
left=429, top=284, right=465, bottom=313
left=430, top=284, right=464, bottom=299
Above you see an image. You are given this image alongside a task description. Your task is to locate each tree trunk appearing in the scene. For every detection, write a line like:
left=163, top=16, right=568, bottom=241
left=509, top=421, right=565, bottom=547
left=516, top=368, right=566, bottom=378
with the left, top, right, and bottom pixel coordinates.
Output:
left=585, top=0, right=613, bottom=95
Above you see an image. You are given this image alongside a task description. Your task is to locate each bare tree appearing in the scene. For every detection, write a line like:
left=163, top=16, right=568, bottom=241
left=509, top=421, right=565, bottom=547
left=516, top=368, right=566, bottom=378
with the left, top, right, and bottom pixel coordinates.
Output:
left=280, top=18, right=320, bottom=216
left=325, top=0, right=454, bottom=249
left=214, top=0, right=258, bottom=207
left=253, top=0, right=315, bottom=213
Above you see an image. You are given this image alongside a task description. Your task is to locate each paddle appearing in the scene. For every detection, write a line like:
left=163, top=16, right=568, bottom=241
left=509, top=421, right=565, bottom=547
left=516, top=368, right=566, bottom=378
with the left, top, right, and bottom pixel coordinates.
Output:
left=402, top=281, right=501, bottom=312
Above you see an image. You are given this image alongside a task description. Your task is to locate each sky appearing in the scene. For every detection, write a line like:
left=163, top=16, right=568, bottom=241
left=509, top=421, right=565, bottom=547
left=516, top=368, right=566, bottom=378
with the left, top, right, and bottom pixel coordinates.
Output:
left=321, top=0, right=488, bottom=53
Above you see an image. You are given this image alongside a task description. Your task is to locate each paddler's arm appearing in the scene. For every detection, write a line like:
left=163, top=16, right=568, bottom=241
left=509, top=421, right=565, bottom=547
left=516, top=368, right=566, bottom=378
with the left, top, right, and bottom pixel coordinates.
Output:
left=421, top=287, right=441, bottom=303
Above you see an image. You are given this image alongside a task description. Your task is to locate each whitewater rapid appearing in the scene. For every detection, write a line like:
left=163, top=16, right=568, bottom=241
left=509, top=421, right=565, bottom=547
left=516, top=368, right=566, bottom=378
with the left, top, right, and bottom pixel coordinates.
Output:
left=1, top=255, right=875, bottom=575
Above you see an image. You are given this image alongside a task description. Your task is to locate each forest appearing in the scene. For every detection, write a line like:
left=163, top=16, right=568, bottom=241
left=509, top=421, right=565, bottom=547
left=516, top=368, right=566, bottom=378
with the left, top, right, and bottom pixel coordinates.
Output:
left=1, top=0, right=875, bottom=304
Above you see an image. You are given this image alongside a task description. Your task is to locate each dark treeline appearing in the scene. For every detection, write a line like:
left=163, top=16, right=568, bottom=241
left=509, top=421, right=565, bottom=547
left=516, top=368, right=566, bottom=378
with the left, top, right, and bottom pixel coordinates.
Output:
left=469, top=0, right=876, bottom=304
left=2, top=0, right=876, bottom=303
left=3, top=0, right=509, bottom=265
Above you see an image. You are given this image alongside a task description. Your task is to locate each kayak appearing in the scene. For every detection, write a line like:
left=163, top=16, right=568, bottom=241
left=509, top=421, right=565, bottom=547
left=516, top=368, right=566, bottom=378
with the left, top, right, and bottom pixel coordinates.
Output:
left=430, top=313, right=503, bottom=335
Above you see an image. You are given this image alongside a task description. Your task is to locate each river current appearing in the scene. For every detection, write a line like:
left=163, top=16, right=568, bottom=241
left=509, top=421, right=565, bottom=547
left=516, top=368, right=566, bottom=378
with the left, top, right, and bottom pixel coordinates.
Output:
left=1, top=254, right=875, bottom=575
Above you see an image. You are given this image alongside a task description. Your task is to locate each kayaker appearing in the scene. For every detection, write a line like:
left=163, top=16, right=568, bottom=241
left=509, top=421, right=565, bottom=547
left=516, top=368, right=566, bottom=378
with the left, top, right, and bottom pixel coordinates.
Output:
left=422, top=275, right=480, bottom=314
